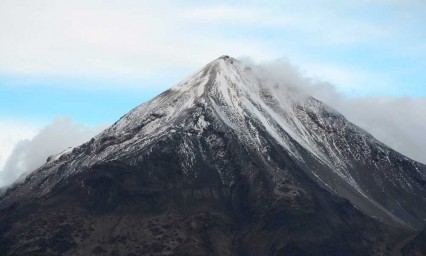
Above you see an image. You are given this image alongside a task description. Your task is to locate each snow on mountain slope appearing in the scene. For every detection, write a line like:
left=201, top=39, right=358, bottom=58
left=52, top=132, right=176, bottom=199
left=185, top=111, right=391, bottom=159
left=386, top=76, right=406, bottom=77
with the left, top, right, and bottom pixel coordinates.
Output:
left=2, top=56, right=426, bottom=230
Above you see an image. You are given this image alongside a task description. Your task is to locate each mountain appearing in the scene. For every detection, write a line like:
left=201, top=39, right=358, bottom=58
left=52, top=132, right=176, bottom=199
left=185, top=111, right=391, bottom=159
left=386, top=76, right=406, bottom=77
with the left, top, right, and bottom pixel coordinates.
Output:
left=0, top=56, right=425, bottom=255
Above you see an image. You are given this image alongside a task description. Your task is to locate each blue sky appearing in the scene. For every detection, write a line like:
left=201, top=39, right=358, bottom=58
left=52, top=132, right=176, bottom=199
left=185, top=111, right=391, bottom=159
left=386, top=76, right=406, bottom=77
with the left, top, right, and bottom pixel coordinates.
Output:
left=1, top=0, right=425, bottom=126
left=1, top=0, right=426, bottom=169
left=0, top=76, right=165, bottom=125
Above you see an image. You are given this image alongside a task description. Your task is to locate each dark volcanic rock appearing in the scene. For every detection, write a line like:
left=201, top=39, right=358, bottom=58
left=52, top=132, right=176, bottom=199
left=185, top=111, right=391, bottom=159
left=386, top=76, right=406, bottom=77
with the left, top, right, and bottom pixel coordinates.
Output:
left=402, top=229, right=426, bottom=256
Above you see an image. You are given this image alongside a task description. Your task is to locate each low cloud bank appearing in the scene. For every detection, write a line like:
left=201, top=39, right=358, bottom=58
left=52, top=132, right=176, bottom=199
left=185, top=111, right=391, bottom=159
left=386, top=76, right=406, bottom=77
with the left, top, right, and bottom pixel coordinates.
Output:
left=0, top=117, right=106, bottom=188
left=246, top=59, right=426, bottom=165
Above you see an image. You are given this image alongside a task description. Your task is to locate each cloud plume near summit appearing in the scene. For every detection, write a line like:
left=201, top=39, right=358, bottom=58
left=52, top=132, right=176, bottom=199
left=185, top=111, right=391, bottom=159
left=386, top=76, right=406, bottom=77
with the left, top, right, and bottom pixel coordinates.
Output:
left=244, top=58, right=426, bottom=165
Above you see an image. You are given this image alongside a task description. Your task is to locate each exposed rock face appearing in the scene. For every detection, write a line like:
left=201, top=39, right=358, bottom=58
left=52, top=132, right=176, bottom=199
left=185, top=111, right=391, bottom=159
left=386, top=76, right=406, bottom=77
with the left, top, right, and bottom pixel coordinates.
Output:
left=0, top=56, right=425, bottom=255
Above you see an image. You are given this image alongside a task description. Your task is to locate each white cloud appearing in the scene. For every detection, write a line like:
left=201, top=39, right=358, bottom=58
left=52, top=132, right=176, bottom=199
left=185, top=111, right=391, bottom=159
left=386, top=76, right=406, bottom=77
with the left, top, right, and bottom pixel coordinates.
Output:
left=0, top=117, right=106, bottom=188
left=1, top=0, right=421, bottom=89
left=0, top=120, right=40, bottom=171
left=0, top=0, right=276, bottom=80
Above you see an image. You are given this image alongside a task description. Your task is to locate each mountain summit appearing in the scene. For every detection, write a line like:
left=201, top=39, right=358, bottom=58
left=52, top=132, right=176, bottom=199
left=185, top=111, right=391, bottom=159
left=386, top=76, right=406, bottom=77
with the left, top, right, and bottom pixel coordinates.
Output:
left=1, top=56, right=425, bottom=255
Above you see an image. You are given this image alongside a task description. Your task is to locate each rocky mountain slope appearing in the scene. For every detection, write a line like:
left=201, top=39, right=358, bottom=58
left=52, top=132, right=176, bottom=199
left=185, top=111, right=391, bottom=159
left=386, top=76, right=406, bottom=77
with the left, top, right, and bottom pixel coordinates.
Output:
left=0, top=56, right=425, bottom=255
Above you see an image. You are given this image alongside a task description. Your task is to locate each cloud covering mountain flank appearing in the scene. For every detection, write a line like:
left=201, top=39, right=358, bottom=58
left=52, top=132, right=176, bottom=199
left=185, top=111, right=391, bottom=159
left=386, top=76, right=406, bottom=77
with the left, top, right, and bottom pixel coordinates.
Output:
left=245, top=59, right=426, bottom=165
left=0, top=117, right=106, bottom=188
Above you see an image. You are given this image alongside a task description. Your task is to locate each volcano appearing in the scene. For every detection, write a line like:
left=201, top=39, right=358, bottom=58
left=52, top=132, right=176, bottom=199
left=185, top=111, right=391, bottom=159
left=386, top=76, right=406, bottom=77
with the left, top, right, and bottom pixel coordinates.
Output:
left=0, top=56, right=425, bottom=255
